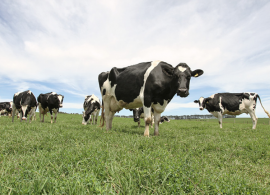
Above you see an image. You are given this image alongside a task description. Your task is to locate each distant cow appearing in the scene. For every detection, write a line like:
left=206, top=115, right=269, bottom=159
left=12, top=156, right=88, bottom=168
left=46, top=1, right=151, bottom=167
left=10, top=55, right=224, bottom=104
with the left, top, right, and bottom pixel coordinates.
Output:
left=194, top=93, right=270, bottom=129
left=99, top=60, right=203, bottom=136
left=12, top=90, right=37, bottom=123
left=0, top=101, right=13, bottom=117
left=129, top=107, right=154, bottom=127
left=37, top=92, right=64, bottom=123
left=160, top=116, right=170, bottom=124
left=82, top=94, right=101, bottom=125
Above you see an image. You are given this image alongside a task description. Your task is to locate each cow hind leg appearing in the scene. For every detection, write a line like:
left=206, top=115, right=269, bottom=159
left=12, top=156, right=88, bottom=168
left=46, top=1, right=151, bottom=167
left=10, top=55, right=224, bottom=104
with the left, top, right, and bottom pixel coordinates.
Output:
left=54, top=112, right=58, bottom=123
left=154, top=112, right=161, bottom=136
left=217, top=112, right=223, bottom=128
left=248, top=110, right=257, bottom=129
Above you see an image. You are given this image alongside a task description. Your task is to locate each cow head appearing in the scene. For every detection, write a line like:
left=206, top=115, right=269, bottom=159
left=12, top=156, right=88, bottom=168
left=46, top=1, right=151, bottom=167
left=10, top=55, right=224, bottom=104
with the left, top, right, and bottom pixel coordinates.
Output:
left=194, top=97, right=208, bottom=110
left=173, top=63, right=203, bottom=97
left=160, top=116, right=170, bottom=124
left=129, top=108, right=142, bottom=122
left=58, top=94, right=64, bottom=108
left=21, top=93, right=34, bottom=120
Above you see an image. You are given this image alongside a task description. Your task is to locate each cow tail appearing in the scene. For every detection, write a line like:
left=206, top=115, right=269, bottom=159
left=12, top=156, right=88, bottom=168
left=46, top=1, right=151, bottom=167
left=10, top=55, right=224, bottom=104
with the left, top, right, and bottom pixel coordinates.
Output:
left=257, top=95, right=270, bottom=118
left=99, top=100, right=105, bottom=127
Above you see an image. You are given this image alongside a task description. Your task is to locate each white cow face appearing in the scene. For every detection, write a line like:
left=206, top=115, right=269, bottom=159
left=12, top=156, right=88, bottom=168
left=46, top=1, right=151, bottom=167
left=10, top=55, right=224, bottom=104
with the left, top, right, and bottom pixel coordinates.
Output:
left=194, top=97, right=205, bottom=110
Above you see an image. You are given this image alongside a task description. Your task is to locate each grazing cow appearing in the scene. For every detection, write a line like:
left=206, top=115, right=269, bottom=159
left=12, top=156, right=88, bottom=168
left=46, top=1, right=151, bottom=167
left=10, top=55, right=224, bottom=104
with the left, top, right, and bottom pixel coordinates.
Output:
left=82, top=95, right=101, bottom=125
left=194, top=93, right=270, bottom=129
left=37, top=92, right=64, bottom=123
left=0, top=101, right=13, bottom=117
left=129, top=107, right=154, bottom=127
left=160, top=116, right=170, bottom=124
left=12, top=90, right=37, bottom=123
left=99, top=60, right=203, bottom=136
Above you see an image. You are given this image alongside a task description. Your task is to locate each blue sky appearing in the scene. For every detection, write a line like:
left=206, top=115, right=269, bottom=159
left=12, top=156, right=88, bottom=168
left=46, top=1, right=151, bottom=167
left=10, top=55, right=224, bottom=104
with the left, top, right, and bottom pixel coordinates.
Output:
left=0, top=0, right=270, bottom=117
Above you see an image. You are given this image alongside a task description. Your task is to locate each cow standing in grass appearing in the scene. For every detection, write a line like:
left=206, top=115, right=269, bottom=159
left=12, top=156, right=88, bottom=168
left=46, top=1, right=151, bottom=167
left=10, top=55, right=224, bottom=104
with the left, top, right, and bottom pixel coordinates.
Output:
left=99, top=60, right=203, bottom=136
left=194, top=93, right=270, bottom=129
left=37, top=92, right=64, bottom=123
left=0, top=101, right=13, bottom=117
left=82, top=95, right=101, bottom=125
left=12, top=90, right=37, bottom=123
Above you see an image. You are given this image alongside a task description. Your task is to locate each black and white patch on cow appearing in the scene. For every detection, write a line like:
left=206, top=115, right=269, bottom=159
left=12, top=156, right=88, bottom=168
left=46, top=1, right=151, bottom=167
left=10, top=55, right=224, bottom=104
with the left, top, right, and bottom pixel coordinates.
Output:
left=194, top=93, right=270, bottom=129
left=0, top=101, right=13, bottom=117
left=37, top=92, right=64, bottom=123
left=12, top=90, right=37, bottom=123
left=82, top=94, right=101, bottom=125
left=129, top=107, right=154, bottom=127
left=99, top=60, right=203, bottom=136
left=159, top=116, right=170, bottom=124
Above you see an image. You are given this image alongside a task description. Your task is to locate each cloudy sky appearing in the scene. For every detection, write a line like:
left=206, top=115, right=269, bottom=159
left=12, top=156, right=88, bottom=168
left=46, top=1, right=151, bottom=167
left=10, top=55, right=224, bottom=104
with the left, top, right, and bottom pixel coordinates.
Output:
left=0, top=0, right=270, bottom=117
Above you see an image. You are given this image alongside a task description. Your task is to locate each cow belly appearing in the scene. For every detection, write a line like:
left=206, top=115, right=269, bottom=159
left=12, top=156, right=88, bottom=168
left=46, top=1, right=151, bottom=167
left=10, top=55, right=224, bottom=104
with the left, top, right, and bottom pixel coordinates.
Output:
left=40, top=106, right=49, bottom=114
left=223, top=109, right=248, bottom=115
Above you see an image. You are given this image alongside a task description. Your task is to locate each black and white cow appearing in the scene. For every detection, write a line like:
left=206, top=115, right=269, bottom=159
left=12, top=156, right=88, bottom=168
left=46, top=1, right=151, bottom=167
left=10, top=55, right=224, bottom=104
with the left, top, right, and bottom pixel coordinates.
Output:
left=0, top=101, right=13, bottom=117
left=194, top=93, right=270, bottom=129
left=129, top=107, right=154, bottom=127
left=82, top=94, right=101, bottom=125
left=99, top=60, right=203, bottom=136
left=159, top=116, right=170, bottom=124
left=12, top=90, right=37, bottom=123
left=37, top=92, right=64, bottom=123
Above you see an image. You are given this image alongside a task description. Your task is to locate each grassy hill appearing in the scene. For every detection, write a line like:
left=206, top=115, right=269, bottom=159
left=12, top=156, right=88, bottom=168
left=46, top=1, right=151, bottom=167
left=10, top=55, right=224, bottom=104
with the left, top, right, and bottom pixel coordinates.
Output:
left=0, top=114, right=269, bottom=194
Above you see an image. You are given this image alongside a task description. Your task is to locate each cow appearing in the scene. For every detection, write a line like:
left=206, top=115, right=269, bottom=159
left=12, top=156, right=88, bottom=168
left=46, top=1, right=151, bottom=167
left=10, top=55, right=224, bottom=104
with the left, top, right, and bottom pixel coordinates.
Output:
left=82, top=94, right=101, bottom=125
left=194, top=93, right=270, bottom=129
left=99, top=60, right=203, bottom=136
left=12, top=90, right=37, bottom=123
left=0, top=101, right=13, bottom=117
left=37, top=92, right=64, bottom=123
left=160, top=116, right=170, bottom=124
left=129, top=107, right=154, bottom=127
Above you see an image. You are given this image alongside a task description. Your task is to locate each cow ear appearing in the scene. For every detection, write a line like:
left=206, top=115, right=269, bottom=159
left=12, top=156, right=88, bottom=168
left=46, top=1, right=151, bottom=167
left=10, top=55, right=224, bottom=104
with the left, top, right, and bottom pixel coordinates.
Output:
left=191, top=69, right=204, bottom=77
left=194, top=100, right=199, bottom=103
left=204, top=98, right=211, bottom=104
left=162, top=66, right=174, bottom=77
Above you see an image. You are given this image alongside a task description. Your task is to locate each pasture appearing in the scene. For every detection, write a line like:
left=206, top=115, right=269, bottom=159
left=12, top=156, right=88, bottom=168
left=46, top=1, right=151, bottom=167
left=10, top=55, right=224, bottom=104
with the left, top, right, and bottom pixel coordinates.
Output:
left=0, top=114, right=269, bottom=194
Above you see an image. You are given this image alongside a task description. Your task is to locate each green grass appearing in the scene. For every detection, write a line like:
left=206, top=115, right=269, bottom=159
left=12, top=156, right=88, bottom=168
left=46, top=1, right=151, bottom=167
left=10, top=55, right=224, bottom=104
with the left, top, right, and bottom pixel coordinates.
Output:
left=0, top=114, right=270, bottom=194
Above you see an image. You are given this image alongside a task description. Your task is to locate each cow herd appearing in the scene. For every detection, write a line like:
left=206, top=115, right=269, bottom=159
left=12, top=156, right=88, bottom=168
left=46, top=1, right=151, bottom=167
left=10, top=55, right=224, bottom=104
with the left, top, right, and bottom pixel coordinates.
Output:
left=1, top=61, right=269, bottom=136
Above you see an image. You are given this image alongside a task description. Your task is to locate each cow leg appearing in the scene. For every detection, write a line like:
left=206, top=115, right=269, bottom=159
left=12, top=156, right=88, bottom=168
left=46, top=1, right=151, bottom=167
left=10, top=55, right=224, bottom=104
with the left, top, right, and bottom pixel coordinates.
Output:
left=95, top=110, right=99, bottom=125
left=248, top=110, right=258, bottom=129
left=138, top=119, right=140, bottom=127
left=54, top=112, right=58, bottom=123
left=20, top=112, right=23, bottom=122
left=90, top=115, right=93, bottom=125
left=39, top=110, right=42, bottom=122
left=12, top=106, right=16, bottom=122
left=49, top=110, right=53, bottom=124
left=143, top=107, right=152, bottom=137
left=153, top=112, right=161, bottom=136
left=217, top=112, right=223, bottom=128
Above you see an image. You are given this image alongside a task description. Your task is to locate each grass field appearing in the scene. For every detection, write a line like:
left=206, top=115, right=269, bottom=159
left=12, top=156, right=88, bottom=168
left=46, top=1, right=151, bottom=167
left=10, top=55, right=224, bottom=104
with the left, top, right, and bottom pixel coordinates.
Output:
left=0, top=114, right=270, bottom=194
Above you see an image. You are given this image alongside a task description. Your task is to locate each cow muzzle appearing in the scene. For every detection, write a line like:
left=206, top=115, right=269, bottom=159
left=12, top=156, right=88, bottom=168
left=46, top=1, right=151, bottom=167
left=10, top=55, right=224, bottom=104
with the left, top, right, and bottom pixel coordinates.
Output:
left=22, top=117, right=27, bottom=120
left=134, top=118, right=139, bottom=122
left=59, top=104, right=63, bottom=108
left=200, top=107, right=204, bottom=110
left=177, top=89, right=189, bottom=97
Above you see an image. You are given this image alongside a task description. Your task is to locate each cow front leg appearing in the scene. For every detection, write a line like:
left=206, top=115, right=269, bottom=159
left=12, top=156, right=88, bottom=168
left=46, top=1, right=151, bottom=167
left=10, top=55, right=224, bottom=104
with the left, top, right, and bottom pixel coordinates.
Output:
left=154, top=112, right=161, bottom=136
left=54, top=112, right=58, bottom=123
left=143, top=107, right=152, bottom=137
left=217, top=112, right=223, bottom=128
left=49, top=110, right=53, bottom=124
left=90, top=115, right=93, bottom=125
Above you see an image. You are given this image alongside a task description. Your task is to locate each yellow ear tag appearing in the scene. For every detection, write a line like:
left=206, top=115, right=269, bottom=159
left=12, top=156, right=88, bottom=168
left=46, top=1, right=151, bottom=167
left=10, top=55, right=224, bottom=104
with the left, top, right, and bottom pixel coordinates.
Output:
left=194, top=73, right=198, bottom=77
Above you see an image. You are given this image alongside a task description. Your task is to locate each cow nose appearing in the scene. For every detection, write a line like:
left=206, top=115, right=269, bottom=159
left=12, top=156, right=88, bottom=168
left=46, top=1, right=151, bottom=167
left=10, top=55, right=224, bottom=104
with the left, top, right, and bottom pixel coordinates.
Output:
left=200, top=108, right=203, bottom=110
left=179, top=88, right=187, bottom=93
